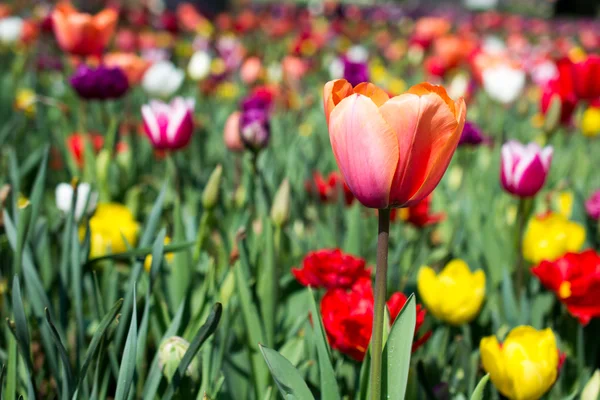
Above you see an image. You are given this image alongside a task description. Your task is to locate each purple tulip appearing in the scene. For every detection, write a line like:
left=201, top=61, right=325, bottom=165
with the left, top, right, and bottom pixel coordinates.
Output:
left=500, top=141, right=553, bottom=198
left=342, top=57, right=369, bottom=87
left=458, top=121, right=491, bottom=146
left=585, top=190, right=600, bottom=220
left=141, top=97, right=195, bottom=151
left=70, top=64, right=129, bottom=100
left=240, top=108, right=270, bottom=151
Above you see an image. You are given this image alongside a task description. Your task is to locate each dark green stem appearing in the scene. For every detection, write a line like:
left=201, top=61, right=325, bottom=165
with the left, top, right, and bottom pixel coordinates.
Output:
left=370, top=208, right=390, bottom=400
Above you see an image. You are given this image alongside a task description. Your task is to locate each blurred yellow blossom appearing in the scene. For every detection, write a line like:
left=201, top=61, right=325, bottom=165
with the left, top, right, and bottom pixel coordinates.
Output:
left=144, top=236, right=174, bottom=272
left=210, top=58, right=227, bottom=76
left=417, top=259, right=486, bottom=325
left=556, top=191, right=574, bottom=218
left=299, top=122, right=314, bottom=137
left=215, top=82, right=239, bottom=100
left=581, top=106, right=600, bottom=137
left=523, top=212, right=585, bottom=264
left=568, top=46, right=586, bottom=63
left=85, top=203, right=139, bottom=259
left=14, top=88, right=36, bottom=116
left=480, top=326, right=559, bottom=400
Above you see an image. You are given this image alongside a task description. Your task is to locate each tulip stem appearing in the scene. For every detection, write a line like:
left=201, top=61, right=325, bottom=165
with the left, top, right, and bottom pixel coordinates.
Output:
left=370, top=208, right=390, bottom=400
left=515, top=198, right=532, bottom=302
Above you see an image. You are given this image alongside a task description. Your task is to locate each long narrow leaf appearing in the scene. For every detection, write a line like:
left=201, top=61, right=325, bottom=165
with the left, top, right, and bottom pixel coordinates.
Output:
left=259, top=345, right=315, bottom=400
left=45, top=309, right=74, bottom=397
left=114, top=287, right=138, bottom=400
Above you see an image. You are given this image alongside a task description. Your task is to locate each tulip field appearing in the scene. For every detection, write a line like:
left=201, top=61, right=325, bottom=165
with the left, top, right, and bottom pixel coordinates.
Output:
left=2, top=1, right=600, bottom=399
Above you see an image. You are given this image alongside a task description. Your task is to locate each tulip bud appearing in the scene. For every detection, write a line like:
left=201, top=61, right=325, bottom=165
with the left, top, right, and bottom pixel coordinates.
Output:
left=234, top=185, right=246, bottom=208
left=500, top=140, right=553, bottom=198
left=158, top=336, right=199, bottom=382
left=96, top=149, right=111, bottom=183
left=188, top=50, right=211, bottom=81
left=202, top=165, right=222, bottom=210
left=270, top=179, right=290, bottom=227
left=581, top=106, right=600, bottom=138
left=141, top=61, right=185, bottom=99
left=582, top=370, right=600, bottom=400
left=240, top=109, right=270, bottom=152
left=543, top=94, right=562, bottom=135
left=218, top=269, right=235, bottom=306
left=55, top=182, right=98, bottom=220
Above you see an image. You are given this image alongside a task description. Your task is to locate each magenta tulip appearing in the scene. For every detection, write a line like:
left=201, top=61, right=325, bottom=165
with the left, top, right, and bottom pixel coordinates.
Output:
left=500, top=141, right=553, bottom=197
left=141, top=97, right=195, bottom=150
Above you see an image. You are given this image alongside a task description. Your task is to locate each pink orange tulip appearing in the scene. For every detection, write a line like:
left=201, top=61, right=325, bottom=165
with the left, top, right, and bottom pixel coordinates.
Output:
left=324, top=80, right=466, bottom=209
left=52, top=3, right=117, bottom=56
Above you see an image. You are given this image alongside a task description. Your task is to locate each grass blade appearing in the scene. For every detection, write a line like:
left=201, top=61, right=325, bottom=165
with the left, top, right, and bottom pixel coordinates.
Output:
left=114, top=287, right=138, bottom=400
left=45, top=308, right=74, bottom=397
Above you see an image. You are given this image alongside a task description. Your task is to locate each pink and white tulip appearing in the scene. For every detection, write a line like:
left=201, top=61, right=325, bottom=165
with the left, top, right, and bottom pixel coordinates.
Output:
left=141, top=97, right=195, bottom=151
left=500, top=141, right=553, bottom=197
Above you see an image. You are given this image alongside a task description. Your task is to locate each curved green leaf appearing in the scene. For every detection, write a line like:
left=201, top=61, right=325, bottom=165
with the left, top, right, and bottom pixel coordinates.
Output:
left=259, top=345, right=315, bottom=400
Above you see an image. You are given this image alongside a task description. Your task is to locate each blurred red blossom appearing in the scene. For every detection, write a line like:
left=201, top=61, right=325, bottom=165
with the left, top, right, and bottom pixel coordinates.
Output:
left=390, top=195, right=445, bottom=228
left=305, top=172, right=355, bottom=206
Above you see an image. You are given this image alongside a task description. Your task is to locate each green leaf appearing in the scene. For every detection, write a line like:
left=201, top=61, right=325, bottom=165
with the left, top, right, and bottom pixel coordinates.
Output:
left=307, top=288, right=340, bottom=400
left=259, top=345, right=315, bottom=400
left=162, top=302, right=223, bottom=400
left=470, top=374, right=490, bottom=400
left=74, top=298, right=123, bottom=395
left=11, top=276, right=32, bottom=372
left=382, top=294, right=416, bottom=400
left=114, top=287, right=138, bottom=400
left=501, top=269, right=520, bottom=326
left=84, top=241, right=194, bottom=267
left=26, top=146, right=49, bottom=242
left=257, top=219, right=276, bottom=347
left=6, top=328, right=17, bottom=400
left=148, top=228, right=167, bottom=283
left=45, top=308, right=74, bottom=397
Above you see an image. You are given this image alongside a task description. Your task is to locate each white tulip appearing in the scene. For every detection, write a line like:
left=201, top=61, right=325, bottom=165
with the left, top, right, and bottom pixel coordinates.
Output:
left=482, top=65, right=526, bottom=104
left=448, top=72, right=470, bottom=100
left=0, top=17, right=23, bottom=44
left=188, top=51, right=211, bottom=81
left=328, top=57, right=344, bottom=80
left=142, top=61, right=185, bottom=99
left=266, top=62, right=282, bottom=83
left=55, top=183, right=98, bottom=220
left=346, top=45, right=368, bottom=63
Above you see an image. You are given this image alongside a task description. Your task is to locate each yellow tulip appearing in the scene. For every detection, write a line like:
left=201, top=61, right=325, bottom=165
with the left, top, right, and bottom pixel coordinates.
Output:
left=480, top=326, right=559, bottom=400
left=581, top=106, right=600, bottom=137
left=556, top=191, right=574, bottom=218
left=417, top=259, right=485, bottom=325
left=144, top=236, right=174, bottom=272
left=86, top=203, right=139, bottom=259
left=522, top=212, right=585, bottom=264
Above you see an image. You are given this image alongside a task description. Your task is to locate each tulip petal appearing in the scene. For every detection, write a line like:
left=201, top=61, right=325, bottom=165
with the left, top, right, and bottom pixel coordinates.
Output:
left=141, top=105, right=160, bottom=143
left=416, top=266, right=440, bottom=315
left=380, top=91, right=462, bottom=206
left=353, top=82, right=389, bottom=107
left=480, top=336, right=511, bottom=398
left=329, top=94, right=398, bottom=208
left=323, top=79, right=354, bottom=124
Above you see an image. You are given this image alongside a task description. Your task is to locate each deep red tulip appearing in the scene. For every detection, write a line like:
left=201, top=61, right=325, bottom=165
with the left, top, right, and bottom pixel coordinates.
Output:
left=66, top=133, right=104, bottom=167
left=532, top=250, right=600, bottom=325
left=321, top=277, right=430, bottom=361
left=292, top=249, right=370, bottom=290
left=540, top=58, right=578, bottom=125
left=572, top=55, right=600, bottom=101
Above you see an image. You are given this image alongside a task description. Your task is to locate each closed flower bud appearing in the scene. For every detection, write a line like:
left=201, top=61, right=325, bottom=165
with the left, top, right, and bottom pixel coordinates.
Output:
left=55, top=182, right=98, bottom=220
left=417, top=259, right=485, bottom=325
left=141, top=97, right=195, bottom=150
left=481, top=326, right=559, bottom=400
left=543, top=94, right=562, bottom=134
left=158, top=336, right=199, bottom=382
left=223, top=111, right=244, bottom=152
left=270, top=179, right=290, bottom=227
left=96, top=149, right=111, bottom=183
left=500, top=140, right=553, bottom=198
left=202, top=165, right=223, bottom=210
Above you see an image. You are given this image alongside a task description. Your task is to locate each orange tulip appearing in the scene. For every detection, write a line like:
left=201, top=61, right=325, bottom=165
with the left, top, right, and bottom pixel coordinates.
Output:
left=323, top=80, right=466, bottom=209
left=104, top=52, right=150, bottom=85
left=52, top=3, right=117, bottom=56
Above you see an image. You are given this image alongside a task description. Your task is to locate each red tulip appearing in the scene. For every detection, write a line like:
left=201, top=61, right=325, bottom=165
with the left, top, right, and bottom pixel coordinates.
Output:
left=292, top=249, right=370, bottom=290
left=321, top=277, right=430, bottom=361
left=540, top=58, right=578, bottom=125
left=532, top=250, right=600, bottom=325
left=572, top=55, right=600, bottom=101
left=66, top=133, right=104, bottom=167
